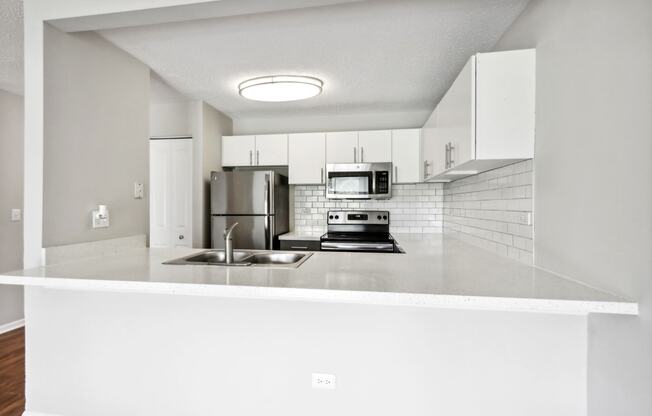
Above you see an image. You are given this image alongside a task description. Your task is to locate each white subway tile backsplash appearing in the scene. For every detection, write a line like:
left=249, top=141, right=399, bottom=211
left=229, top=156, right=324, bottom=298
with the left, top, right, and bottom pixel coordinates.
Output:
left=443, top=160, right=534, bottom=265
left=293, top=183, right=444, bottom=235
left=292, top=161, right=533, bottom=265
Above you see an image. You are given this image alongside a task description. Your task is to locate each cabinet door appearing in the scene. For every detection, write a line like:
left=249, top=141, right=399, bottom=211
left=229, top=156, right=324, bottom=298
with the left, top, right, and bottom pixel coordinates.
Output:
left=358, top=130, right=392, bottom=163
left=421, top=107, right=446, bottom=179
left=222, top=135, right=255, bottom=166
left=255, top=134, right=288, bottom=166
left=475, top=49, right=535, bottom=159
left=288, top=133, right=326, bottom=184
left=437, top=56, right=475, bottom=169
left=391, top=129, right=421, bottom=183
left=326, top=131, right=358, bottom=163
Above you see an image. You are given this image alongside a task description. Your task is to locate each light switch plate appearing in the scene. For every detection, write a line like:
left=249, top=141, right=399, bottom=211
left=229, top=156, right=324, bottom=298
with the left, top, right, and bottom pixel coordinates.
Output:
left=134, top=182, right=144, bottom=199
left=11, top=208, right=21, bottom=222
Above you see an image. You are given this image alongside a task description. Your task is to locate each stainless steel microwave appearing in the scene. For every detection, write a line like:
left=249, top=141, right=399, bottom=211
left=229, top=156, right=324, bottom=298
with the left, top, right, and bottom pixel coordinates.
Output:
left=325, top=163, right=392, bottom=200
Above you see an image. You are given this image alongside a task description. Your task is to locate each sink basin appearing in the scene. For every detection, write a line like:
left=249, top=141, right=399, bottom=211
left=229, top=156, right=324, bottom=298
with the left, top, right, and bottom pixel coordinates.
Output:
left=163, top=250, right=312, bottom=268
left=247, top=252, right=307, bottom=265
left=164, top=250, right=253, bottom=266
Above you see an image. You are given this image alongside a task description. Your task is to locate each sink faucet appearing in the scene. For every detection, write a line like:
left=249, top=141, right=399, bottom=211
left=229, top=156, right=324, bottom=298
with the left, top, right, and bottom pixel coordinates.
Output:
left=224, top=222, right=239, bottom=264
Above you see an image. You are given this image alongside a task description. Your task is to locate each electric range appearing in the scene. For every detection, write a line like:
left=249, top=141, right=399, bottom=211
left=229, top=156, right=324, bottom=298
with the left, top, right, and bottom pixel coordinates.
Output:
left=320, top=210, right=398, bottom=253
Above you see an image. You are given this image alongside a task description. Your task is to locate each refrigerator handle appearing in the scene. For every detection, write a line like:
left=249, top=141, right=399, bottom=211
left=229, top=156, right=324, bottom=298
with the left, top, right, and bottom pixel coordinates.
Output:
left=264, top=174, right=270, bottom=215
left=264, top=174, right=272, bottom=249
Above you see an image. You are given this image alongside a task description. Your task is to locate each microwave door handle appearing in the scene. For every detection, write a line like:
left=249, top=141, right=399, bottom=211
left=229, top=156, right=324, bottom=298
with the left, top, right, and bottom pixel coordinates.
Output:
left=371, top=171, right=376, bottom=195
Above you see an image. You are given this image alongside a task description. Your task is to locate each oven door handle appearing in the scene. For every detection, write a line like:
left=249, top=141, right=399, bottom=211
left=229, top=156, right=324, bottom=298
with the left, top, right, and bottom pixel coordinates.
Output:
left=320, top=241, right=395, bottom=252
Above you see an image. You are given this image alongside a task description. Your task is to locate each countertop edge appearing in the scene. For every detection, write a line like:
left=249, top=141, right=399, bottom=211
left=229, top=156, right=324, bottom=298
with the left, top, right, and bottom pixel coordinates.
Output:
left=0, top=274, right=638, bottom=316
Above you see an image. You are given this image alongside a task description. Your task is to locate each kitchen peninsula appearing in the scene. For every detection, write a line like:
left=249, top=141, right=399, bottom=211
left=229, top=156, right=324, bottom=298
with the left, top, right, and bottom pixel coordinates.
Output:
left=0, top=234, right=635, bottom=415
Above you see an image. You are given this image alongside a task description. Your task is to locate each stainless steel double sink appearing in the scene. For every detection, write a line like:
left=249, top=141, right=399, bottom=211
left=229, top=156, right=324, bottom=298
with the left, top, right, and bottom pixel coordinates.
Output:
left=164, top=250, right=312, bottom=268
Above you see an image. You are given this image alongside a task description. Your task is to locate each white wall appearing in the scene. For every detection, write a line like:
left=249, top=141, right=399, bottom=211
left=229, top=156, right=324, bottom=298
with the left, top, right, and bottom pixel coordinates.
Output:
left=25, top=287, right=588, bottom=416
left=494, top=0, right=652, bottom=413
left=0, top=89, right=24, bottom=327
left=233, top=110, right=427, bottom=135
left=149, top=73, right=193, bottom=137
left=150, top=102, right=192, bottom=137
left=43, top=24, right=150, bottom=247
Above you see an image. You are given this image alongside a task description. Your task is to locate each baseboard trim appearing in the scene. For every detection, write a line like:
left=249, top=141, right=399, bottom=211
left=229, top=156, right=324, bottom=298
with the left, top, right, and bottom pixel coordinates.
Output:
left=0, top=318, right=25, bottom=334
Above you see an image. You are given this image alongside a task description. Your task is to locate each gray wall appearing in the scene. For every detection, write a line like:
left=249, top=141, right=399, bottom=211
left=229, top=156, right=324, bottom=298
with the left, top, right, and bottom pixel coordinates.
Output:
left=192, top=101, right=232, bottom=248
left=43, top=24, right=150, bottom=247
left=494, top=0, right=652, bottom=413
left=0, top=89, right=24, bottom=326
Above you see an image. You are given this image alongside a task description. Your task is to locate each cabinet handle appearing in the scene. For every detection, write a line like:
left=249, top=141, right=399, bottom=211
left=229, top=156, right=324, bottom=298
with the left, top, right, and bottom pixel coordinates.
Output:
left=249, top=150, right=253, bottom=166
left=449, top=142, right=455, bottom=168
left=361, top=147, right=364, bottom=163
left=256, top=150, right=260, bottom=165
left=353, top=147, right=357, bottom=163
left=290, top=246, right=309, bottom=250
left=394, top=165, right=398, bottom=182
left=445, top=143, right=450, bottom=169
left=320, top=167, right=324, bottom=183
left=423, top=160, right=430, bottom=178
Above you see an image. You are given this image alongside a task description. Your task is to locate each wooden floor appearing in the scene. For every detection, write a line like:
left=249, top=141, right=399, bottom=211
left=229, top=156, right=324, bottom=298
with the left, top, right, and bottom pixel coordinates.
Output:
left=0, top=328, right=25, bottom=416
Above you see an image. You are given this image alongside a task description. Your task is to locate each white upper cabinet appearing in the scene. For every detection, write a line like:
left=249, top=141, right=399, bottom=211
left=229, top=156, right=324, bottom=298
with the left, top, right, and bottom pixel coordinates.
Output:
left=475, top=50, right=535, bottom=160
left=288, top=133, right=326, bottom=184
left=222, top=135, right=255, bottom=167
left=425, top=49, right=535, bottom=182
left=326, top=130, right=392, bottom=164
left=358, top=130, right=392, bottom=163
left=254, top=134, right=288, bottom=166
left=436, top=57, right=475, bottom=170
left=222, top=134, right=288, bottom=167
left=326, top=131, right=358, bottom=163
left=391, top=129, right=421, bottom=183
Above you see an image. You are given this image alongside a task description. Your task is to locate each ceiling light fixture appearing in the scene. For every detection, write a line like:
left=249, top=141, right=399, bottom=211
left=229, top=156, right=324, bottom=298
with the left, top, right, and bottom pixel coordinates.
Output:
left=238, top=75, right=323, bottom=102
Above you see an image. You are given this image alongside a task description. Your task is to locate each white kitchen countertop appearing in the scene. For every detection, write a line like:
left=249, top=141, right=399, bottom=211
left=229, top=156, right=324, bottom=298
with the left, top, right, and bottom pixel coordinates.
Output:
left=278, top=232, right=323, bottom=241
left=0, top=234, right=637, bottom=315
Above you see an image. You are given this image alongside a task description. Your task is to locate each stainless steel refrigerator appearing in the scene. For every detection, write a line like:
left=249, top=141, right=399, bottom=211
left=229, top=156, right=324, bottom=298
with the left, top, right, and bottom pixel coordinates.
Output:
left=210, top=170, right=289, bottom=250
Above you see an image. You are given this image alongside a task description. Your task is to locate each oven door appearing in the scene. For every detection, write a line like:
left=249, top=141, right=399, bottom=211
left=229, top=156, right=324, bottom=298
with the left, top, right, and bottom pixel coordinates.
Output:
left=326, top=168, right=373, bottom=199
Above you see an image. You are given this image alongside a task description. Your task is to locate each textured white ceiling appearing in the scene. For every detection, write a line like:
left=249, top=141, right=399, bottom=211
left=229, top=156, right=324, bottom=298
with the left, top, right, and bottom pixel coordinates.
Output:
left=100, top=0, right=529, bottom=127
left=0, top=0, right=23, bottom=95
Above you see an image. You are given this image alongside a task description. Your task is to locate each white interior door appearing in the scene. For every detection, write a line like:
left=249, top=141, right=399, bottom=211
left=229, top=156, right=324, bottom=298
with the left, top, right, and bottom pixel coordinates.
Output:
left=150, top=139, right=193, bottom=248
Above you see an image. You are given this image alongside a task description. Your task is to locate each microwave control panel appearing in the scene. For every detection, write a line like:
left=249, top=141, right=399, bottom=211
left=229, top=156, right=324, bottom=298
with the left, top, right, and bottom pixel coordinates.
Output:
left=375, top=171, right=389, bottom=194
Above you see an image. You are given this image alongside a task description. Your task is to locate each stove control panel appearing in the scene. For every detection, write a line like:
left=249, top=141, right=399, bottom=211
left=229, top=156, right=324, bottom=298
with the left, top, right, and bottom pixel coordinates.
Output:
left=327, top=210, right=389, bottom=225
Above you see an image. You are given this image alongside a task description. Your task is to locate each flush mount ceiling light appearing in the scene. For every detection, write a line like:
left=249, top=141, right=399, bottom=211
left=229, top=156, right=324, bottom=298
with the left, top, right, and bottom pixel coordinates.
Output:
left=238, top=75, right=323, bottom=102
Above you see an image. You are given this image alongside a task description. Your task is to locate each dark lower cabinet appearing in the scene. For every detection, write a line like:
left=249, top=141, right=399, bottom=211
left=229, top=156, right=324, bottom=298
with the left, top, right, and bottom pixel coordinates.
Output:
left=279, top=240, right=321, bottom=251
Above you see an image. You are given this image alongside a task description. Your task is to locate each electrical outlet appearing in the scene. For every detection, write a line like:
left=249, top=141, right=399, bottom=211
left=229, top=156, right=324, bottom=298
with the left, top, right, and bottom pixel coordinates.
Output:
left=312, top=373, right=336, bottom=389
left=516, top=212, right=532, bottom=225
left=10, top=208, right=21, bottom=222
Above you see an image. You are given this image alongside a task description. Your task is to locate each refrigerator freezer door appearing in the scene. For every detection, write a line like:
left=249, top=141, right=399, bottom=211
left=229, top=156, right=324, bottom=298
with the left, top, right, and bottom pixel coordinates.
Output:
left=211, top=215, right=273, bottom=250
left=211, top=171, right=273, bottom=215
